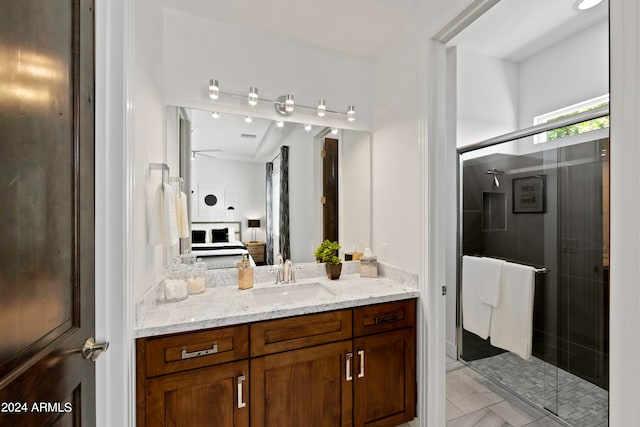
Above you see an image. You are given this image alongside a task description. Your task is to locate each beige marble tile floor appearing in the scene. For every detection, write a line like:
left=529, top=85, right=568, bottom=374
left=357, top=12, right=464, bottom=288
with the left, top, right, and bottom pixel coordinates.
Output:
left=446, top=359, right=568, bottom=427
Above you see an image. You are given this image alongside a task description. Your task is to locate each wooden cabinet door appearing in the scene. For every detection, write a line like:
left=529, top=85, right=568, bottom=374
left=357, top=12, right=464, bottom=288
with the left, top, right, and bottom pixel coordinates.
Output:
left=146, top=360, right=249, bottom=427
left=353, top=329, right=416, bottom=427
left=251, top=341, right=353, bottom=427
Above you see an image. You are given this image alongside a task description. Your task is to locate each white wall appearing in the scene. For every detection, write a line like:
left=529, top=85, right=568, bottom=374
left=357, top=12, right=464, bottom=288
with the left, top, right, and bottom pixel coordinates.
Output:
left=518, top=19, right=609, bottom=128
left=162, top=8, right=373, bottom=131
left=191, top=157, right=265, bottom=241
left=132, top=0, right=167, bottom=300
left=371, top=30, right=422, bottom=273
left=455, top=46, right=519, bottom=147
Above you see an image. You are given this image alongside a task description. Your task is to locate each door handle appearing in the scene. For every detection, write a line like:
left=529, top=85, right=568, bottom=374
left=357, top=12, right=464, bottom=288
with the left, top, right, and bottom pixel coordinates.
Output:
left=82, top=337, right=109, bottom=361
left=346, top=353, right=353, bottom=381
left=357, top=350, right=365, bottom=378
left=237, top=375, right=246, bottom=409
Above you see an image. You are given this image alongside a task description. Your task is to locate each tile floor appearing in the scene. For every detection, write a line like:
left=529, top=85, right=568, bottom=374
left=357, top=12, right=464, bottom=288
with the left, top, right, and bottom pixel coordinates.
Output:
left=446, top=358, right=568, bottom=427
left=468, top=353, right=608, bottom=427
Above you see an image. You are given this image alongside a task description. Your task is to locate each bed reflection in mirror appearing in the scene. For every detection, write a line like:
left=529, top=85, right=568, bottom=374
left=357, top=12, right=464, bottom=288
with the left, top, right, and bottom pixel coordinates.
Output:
left=166, top=106, right=371, bottom=269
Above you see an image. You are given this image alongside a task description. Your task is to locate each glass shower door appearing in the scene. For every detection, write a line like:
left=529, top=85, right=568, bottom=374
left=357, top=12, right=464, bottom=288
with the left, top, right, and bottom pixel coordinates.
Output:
left=458, top=122, right=610, bottom=426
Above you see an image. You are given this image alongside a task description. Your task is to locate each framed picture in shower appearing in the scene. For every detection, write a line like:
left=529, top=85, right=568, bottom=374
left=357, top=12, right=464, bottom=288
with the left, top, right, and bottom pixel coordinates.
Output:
left=512, top=175, right=546, bottom=213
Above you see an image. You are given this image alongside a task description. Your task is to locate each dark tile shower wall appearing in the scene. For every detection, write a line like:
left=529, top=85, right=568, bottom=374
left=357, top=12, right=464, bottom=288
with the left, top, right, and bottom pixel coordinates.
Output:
left=460, top=139, right=609, bottom=390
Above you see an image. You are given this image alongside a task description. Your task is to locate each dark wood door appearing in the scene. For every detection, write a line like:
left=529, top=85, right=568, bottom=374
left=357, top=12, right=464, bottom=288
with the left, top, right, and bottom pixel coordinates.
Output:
left=146, top=361, right=249, bottom=427
left=0, top=1, right=96, bottom=426
left=353, top=329, right=416, bottom=427
left=323, top=138, right=339, bottom=242
left=251, top=341, right=353, bottom=427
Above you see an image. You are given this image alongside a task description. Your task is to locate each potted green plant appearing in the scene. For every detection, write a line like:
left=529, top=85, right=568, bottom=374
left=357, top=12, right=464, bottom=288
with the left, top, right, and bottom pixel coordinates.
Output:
left=314, top=240, right=342, bottom=280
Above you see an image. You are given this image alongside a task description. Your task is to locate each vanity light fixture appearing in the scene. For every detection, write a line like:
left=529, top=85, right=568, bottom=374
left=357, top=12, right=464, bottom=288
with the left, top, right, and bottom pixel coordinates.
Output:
left=285, top=94, right=295, bottom=112
left=331, top=127, right=339, bottom=135
left=304, top=123, right=312, bottom=132
left=276, top=120, right=284, bottom=128
left=244, top=115, right=252, bottom=123
left=317, top=99, right=326, bottom=117
left=248, top=87, right=258, bottom=106
left=209, top=79, right=219, bottom=99
left=347, top=105, right=355, bottom=122
left=211, top=111, right=220, bottom=119
left=574, top=0, right=603, bottom=10
left=206, top=79, right=355, bottom=121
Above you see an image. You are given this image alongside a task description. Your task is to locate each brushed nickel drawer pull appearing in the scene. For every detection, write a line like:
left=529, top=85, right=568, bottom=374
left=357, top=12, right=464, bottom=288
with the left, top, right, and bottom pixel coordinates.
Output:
left=375, top=313, right=399, bottom=324
left=357, top=350, right=365, bottom=378
left=346, top=353, right=353, bottom=381
left=181, top=342, right=218, bottom=360
left=237, top=375, right=247, bottom=409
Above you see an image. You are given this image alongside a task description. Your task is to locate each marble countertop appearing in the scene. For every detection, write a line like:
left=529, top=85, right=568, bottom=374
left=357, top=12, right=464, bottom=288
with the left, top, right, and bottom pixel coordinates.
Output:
left=135, top=272, right=419, bottom=338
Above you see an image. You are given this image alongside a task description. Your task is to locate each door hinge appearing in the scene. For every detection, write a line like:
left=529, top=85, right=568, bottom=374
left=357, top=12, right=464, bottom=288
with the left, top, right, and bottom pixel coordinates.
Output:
left=321, top=196, right=326, bottom=205
left=442, top=286, right=447, bottom=296
left=321, top=149, right=326, bottom=158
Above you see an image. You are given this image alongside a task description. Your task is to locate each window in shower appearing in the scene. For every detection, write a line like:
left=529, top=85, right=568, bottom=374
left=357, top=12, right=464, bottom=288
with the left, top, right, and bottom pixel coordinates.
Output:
left=534, top=94, right=610, bottom=143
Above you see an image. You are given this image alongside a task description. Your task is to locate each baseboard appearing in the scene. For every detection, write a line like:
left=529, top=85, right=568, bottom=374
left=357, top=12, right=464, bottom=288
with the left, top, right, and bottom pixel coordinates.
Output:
left=446, top=340, right=457, bottom=359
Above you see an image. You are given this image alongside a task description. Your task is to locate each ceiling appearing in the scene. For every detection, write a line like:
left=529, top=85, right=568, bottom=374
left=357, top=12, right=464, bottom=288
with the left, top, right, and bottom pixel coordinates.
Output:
left=191, top=110, right=272, bottom=162
left=191, top=109, right=307, bottom=163
left=448, top=0, right=608, bottom=63
left=161, top=0, right=415, bottom=58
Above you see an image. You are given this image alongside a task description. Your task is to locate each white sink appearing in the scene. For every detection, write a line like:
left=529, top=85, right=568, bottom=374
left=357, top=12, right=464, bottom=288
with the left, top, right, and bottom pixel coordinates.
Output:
left=252, top=282, right=336, bottom=305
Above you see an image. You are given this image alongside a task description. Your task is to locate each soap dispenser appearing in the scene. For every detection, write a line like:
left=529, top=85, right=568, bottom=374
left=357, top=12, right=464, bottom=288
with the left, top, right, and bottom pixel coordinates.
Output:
left=237, top=253, right=253, bottom=290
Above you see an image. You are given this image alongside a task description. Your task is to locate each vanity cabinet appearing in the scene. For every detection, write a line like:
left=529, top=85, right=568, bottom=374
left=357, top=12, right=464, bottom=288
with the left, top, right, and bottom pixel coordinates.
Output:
left=136, top=299, right=416, bottom=427
left=136, top=325, right=250, bottom=427
left=250, top=310, right=354, bottom=426
left=352, top=300, right=417, bottom=427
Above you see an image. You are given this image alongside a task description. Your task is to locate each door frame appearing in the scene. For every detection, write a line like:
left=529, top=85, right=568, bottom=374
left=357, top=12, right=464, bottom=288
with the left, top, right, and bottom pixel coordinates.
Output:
left=94, top=0, right=136, bottom=426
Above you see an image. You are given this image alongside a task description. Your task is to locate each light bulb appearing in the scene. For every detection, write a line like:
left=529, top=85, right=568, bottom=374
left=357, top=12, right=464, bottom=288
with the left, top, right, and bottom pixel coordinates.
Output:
left=331, top=127, right=338, bottom=135
left=317, top=99, right=326, bottom=117
left=211, top=111, right=220, bottom=119
left=285, top=94, right=294, bottom=112
left=276, top=120, right=284, bottom=128
left=244, top=116, right=252, bottom=123
left=304, top=124, right=312, bottom=132
left=248, top=87, right=258, bottom=106
left=208, top=79, right=219, bottom=100
left=574, top=0, right=603, bottom=10
left=347, top=105, right=355, bottom=122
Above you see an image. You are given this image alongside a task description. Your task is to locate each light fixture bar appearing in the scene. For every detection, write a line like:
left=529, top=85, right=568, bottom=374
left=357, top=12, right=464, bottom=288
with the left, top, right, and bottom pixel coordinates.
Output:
left=207, top=79, right=355, bottom=120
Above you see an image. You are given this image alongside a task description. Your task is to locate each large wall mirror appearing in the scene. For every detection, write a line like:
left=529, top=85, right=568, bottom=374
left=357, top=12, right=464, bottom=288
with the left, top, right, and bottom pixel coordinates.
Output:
left=166, top=106, right=371, bottom=269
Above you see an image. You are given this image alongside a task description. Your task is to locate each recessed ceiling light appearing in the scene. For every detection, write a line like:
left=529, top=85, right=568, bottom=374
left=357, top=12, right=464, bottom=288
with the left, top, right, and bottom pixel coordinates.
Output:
left=574, top=0, right=603, bottom=11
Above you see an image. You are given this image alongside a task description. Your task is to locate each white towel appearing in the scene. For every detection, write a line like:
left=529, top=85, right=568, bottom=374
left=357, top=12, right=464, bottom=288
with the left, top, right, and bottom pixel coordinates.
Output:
left=478, top=257, right=505, bottom=307
left=490, top=262, right=536, bottom=360
left=175, top=191, right=190, bottom=239
left=462, top=255, right=493, bottom=340
left=162, top=183, right=179, bottom=246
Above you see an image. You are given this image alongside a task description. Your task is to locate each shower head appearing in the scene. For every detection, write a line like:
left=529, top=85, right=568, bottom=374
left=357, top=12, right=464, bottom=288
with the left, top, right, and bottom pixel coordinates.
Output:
left=486, top=168, right=504, bottom=188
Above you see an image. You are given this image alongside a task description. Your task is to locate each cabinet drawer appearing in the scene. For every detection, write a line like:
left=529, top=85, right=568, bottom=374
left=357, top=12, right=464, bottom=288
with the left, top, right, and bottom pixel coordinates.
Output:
left=251, top=309, right=352, bottom=357
left=248, top=246, right=264, bottom=256
left=354, top=299, right=416, bottom=337
left=144, top=325, right=249, bottom=377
